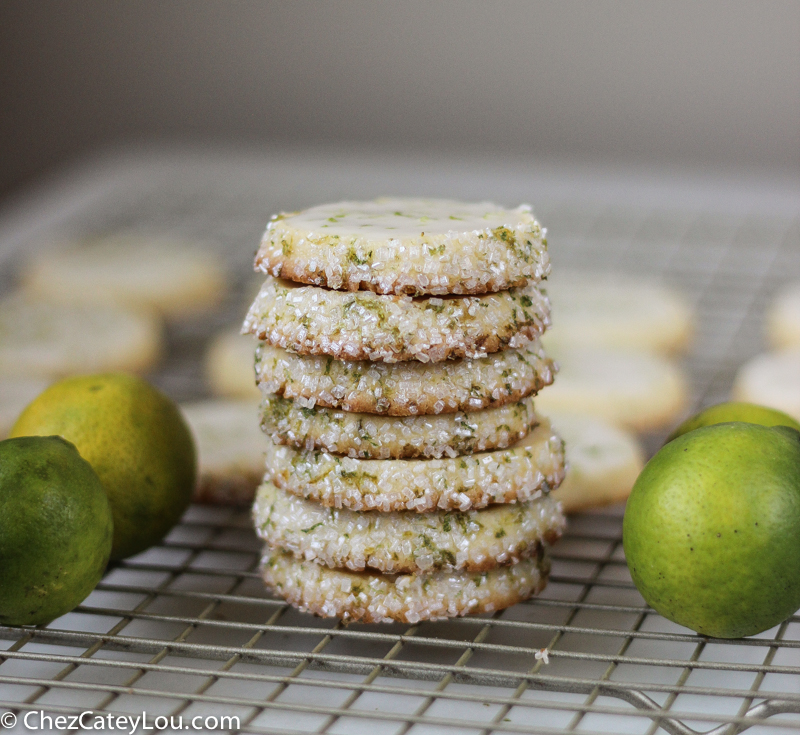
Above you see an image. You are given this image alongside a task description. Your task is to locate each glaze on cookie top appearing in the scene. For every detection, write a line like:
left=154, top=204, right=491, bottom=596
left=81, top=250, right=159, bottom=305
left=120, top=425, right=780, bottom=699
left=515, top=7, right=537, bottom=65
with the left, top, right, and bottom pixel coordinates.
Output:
left=255, top=198, right=549, bottom=295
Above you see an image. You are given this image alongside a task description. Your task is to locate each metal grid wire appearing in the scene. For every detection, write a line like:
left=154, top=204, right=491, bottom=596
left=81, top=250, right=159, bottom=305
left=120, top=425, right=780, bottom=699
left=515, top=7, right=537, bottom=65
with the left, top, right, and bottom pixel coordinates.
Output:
left=1, top=151, right=800, bottom=734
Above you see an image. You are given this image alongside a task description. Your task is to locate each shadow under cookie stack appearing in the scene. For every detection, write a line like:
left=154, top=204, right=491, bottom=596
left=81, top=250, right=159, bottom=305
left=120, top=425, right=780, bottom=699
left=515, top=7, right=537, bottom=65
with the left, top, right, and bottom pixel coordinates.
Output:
left=243, top=198, right=567, bottom=623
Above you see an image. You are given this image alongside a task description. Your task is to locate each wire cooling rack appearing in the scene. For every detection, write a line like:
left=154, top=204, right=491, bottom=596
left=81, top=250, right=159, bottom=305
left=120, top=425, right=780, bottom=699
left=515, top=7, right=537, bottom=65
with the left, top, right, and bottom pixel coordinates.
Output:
left=1, top=148, right=799, bottom=735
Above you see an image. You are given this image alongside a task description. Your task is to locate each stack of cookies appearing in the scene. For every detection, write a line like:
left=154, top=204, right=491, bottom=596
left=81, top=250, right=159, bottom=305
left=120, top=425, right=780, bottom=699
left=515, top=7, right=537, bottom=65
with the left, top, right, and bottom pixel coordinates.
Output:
left=243, top=198, right=567, bottom=623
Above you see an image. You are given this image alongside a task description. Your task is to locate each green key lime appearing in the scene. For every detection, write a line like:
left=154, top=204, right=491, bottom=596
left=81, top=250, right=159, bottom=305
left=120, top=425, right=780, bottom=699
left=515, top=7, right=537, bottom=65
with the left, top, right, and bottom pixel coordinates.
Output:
left=11, top=373, right=196, bottom=560
left=623, top=422, right=800, bottom=638
left=667, top=401, right=800, bottom=442
left=0, top=435, right=113, bottom=626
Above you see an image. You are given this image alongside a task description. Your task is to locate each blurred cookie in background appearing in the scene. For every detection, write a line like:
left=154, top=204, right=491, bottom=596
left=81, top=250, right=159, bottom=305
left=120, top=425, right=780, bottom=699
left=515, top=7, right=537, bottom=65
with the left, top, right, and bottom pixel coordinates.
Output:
left=21, top=234, right=228, bottom=318
left=766, top=281, right=800, bottom=351
left=0, top=295, right=163, bottom=379
left=534, top=347, right=688, bottom=432
left=0, top=378, right=50, bottom=439
left=734, top=285, right=800, bottom=421
left=181, top=399, right=266, bottom=506
left=205, top=328, right=260, bottom=399
left=541, top=272, right=693, bottom=355
left=732, top=349, right=800, bottom=422
left=547, top=411, right=645, bottom=513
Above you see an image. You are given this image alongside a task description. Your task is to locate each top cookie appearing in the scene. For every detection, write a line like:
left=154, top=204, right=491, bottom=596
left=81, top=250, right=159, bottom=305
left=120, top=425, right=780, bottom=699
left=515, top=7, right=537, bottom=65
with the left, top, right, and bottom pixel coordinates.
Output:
left=255, top=198, right=549, bottom=295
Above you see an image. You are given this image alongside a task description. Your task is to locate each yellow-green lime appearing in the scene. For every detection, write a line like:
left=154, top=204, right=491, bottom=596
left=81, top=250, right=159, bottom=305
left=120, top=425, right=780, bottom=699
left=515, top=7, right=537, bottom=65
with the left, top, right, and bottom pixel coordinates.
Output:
left=623, top=422, right=800, bottom=638
left=0, top=435, right=113, bottom=625
left=667, top=401, right=800, bottom=443
left=11, top=373, right=196, bottom=560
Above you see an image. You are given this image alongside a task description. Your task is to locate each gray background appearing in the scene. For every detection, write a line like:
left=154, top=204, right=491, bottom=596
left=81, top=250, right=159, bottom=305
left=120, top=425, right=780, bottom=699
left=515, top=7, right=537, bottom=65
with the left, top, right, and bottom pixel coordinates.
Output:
left=1, top=0, right=798, bottom=200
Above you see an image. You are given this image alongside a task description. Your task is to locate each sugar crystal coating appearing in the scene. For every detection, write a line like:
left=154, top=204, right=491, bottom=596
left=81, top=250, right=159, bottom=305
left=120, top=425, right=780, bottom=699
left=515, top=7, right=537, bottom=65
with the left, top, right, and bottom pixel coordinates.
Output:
left=255, top=340, right=555, bottom=416
left=254, top=480, right=564, bottom=574
left=261, top=393, right=539, bottom=459
left=250, top=196, right=560, bottom=623
left=261, top=547, right=550, bottom=623
left=243, top=276, right=550, bottom=363
left=265, top=421, right=565, bottom=512
left=255, top=198, right=549, bottom=295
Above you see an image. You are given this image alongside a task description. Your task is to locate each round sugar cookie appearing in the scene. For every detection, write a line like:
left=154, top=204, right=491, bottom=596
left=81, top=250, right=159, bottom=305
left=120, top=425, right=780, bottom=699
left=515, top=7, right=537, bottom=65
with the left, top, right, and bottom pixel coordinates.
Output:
left=766, top=282, right=800, bottom=350
left=255, top=340, right=555, bottom=416
left=181, top=400, right=266, bottom=506
left=22, top=234, right=228, bottom=317
left=243, top=276, right=550, bottom=363
left=0, top=295, right=163, bottom=379
left=265, top=421, right=565, bottom=513
left=547, top=412, right=645, bottom=514
left=261, top=393, right=539, bottom=459
left=732, top=350, right=800, bottom=421
left=205, top=329, right=261, bottom=399
left=261, top=548, right=550, bottom=623
left=533, top=348, right=688, bottom=432
left=254, top=481, right=564, bottom=575
left=256, top=198, right=549, bottom=295
left=0, top=378, right=50, bottom=439
left=541, top=272, right=693, bottom=355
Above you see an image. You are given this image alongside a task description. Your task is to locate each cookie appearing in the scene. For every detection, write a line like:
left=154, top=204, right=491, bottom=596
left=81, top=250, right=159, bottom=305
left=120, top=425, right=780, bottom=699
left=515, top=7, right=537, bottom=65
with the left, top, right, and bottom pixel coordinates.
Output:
left=541, top=272, right=693, bottom=355
left=261, top=547, right=550, bottom=623
left=261, top=393, right=538, bottom=459
left=264, top=421, right=565, bottom=512
left=732, top=350, right=800, bottom=421
left=181, top=400, right=266, bottom=506
left=22, top=234, right=228, bottom=318
left=0, top=295, right=163, bottom=379
left=243, top=276, right=550, bottom=363
left=255, top=480, right=564, bottom=575
left=255, top=198, right=549, bottom=295
left=766, top=282, right=800, bottom=351
left=547, top=412, right=645, bottom=513
left=205, top=329, right=261, bottom=400
left=533, top=348, right=688, bottom=432
left=255, top=340, right=555, bottom=416
left=0, top=378, right=50, bottom=439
